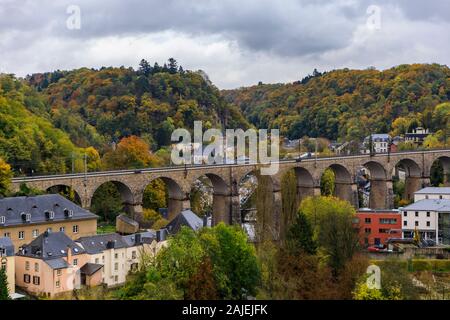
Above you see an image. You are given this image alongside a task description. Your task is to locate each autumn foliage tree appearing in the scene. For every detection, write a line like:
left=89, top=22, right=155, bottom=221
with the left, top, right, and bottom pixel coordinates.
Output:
left=102, top=136, right=162, bottom=170
left=0, top=158, right=12, bottom=196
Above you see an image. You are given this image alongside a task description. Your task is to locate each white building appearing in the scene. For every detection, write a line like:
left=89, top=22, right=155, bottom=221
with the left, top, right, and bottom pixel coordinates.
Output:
left=361, top=134, right=391, bottom=154
left=400, top=199, right=450, bottom=245
left=414, top=187, right=450, bottom=202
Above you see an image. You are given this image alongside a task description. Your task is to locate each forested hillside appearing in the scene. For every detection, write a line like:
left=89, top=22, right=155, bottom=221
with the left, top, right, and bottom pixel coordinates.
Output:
left=223, top=64, right=450, bottom=142
left=1, top=62, right=449, bottom=177
left=0, top=75, right=83, bottom=175
left=28, top=59, right=249, bottom=150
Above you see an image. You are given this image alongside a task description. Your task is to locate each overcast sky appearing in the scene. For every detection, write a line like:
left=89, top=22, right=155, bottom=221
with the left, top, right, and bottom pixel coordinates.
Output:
left=0, top=0, right=449, bottom=89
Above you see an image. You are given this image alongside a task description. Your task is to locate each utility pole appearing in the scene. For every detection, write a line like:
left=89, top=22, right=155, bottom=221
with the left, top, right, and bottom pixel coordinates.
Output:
left=83, top=153, right=87, bottom=186
left=314, top=137, right=318, bottom=168
left=71, top=152, right=75, bottom=174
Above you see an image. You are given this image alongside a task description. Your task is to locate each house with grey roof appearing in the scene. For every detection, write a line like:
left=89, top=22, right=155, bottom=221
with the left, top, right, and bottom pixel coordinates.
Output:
left=165, top=209, right=210, bottom=235
left=400, top=199, right=450, bottom=245
left=75, top=231, right=164, bottom=287
left=414, top=187, right=450, bottom=202
left=361, top=133, right=391, bottom=154
left=15, top=231, right=101, bottom=297
left=0, top=194, right=98, bottom=250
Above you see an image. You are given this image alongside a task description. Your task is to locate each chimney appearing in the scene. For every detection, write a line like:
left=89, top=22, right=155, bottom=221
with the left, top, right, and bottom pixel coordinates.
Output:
left=135, top=233, right=141, bottom=246
left=66, top=245, right=72, bottom=264
left=156, top=229, right=167, bottom=242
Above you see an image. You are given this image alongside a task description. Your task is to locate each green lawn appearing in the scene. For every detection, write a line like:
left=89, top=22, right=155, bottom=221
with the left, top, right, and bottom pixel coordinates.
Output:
left=97, top=224, right=116, bottom=234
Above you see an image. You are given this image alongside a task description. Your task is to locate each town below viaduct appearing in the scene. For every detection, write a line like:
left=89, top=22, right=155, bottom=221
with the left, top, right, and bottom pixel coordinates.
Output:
left=11, top=149, right=450, bottom=234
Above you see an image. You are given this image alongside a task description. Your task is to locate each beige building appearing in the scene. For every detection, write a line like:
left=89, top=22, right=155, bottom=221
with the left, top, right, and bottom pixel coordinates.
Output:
left=0, top=194, right=98, bottom=250
left=0, top=237, right=15, bottom=297
left=76, top=231, right=167, bottom=287
left=15, top=232, right=101, bottom=298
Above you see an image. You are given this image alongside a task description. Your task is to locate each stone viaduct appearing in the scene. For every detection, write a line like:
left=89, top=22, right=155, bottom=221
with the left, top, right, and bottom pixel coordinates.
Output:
left=11, top=149, right=450, bottom=231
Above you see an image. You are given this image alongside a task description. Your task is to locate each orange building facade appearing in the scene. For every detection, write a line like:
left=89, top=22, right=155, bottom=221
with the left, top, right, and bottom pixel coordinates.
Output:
left=355, top=209, right=402, bottom=247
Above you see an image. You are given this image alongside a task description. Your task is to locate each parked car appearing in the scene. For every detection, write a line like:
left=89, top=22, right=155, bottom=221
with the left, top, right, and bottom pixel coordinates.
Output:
left=367, top=246, right=380, bottom=252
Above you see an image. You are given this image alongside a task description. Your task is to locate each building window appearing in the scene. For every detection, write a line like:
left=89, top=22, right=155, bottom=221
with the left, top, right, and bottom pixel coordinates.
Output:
left=18, top=231, right=25, bottom=240
left=379, top=229, right=389, bottom=234
left=132, top=251, right=137, bottom=259
left=415, top=212, right=419, bottom=217
left=380, top=218, right=397, bottom=224
left=365, top=218, right=371, bottom=224
left=60, top=226, right=65, bottom=232
left=426, top=212, right=430, bottom=217
left=57, top=269, right=62, bottom=276
left=364, top=228, right=371, bottom=234
left=102, top=256, right=105, bottom=263
left=56, top=280, right=60, bottom=288
left=24, top=274, right=31, bottom=283
left=425, top=195, right=429, bottom=199
left=33, top=276, right=40, bottom=285
left=403, top=211, right=407, bottom=217
left=34, top=263, right=39, bottom=272
left=95, top=258, right=99, bottom=264
left=32, top=229, right=39, bottom=238
left=25, top=261, right=30, bottom=271
left=114, top=253, right=118, bottom=259
left=114, top=275, right=118, bottom=282
left=114, top=262, right=118, bottom=271
left=415, top=221, right=419, bottom=227
left=440, top=195, right=443, bottom=199
left=73, top=259, right=78, bottom=266
left=4, top=232, right=10, bottom=238
left=403, top=221, right=407, bottom=226
left=426, top=221, right=431, bottom=227
left=73, top=225, right=79, bottom=233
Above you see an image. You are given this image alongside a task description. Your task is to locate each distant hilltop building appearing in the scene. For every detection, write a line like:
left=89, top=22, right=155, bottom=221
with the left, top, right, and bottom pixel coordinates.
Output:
left=405, top=127, right=432, bottom=145
left=361, top=134, right=391, bottom=154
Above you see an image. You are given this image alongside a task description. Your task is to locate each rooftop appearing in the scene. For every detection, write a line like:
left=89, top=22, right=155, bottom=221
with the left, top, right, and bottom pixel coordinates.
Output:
left=17, top=231, right=85, bottom=260
left=357, top=209, right=400, bottom=214
left=0, top=194, right=98, bottom=227
left=0, top=237, right=14, bottom=256
left=80, top=263, right=103, bottom=276
left=401, top=199, right=450, bottom=212
left=165, top=209, right=206, bottom=235
left=414, top=187, right=450, bottom=195
left=76, top=233, right=129, bottom=254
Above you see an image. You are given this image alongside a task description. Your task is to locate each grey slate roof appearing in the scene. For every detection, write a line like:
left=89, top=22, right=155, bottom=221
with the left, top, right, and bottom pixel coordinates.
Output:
left=401, top=199, right=450, bottom=212
left=45, top=258, right=70, bottom=270
left=117, top=214, right=139, bottom=227
left=80, top=263, right=103, bottom=276
left=17, top=231, right=85, bottom=260
left=415, top=187, right=450, bottom=195
left=0, top=194, right=98, bottom=227
left=122, top=231, right=156, bottom=247
left=364, top=134, right=391, bottom=142
left=76, top=233, right=129, bottom=254
left=165, top=209, right=205, bottom=235
left=0, top=237, right=14, bottom=256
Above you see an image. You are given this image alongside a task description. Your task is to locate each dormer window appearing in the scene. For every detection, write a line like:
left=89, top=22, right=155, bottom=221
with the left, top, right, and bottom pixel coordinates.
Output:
left=21, top=212, right=31, bottom=222
left=64, top=208, right=73, bottom=218
left=45, top=210, right=55, bottom=220
left=0, top=216, right=5, bottom=225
